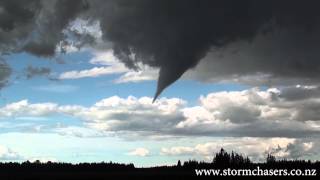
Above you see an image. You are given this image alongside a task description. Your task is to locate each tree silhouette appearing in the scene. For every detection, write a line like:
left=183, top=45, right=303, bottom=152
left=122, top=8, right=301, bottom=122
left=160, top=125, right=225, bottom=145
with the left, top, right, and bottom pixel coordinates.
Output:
left=266, top=153, right=277, bottom=164
left=0, top=149, right=319, bottom=178
left=177, top=160, right=181, bottom=167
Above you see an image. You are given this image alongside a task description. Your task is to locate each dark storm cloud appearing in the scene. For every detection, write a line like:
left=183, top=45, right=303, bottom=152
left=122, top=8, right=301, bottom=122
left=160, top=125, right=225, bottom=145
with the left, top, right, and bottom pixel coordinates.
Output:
left=279, top=86, right=320, bottom=101
left=184, top=28, right=320, bottom=86
left=0, top=0, right=89, bottom=57
left=22, top=0, right=90, bottom=57
left=0, top=0, right=89, bottom=84
left=84, top=0, right=320, bottom=100
left=2, top=0, right=320, bottom=98
left=0, top=0, right=39, bottom=32
left=0, top=0, right=41, bottom=54
left=89, top=0, right=274, bottom=100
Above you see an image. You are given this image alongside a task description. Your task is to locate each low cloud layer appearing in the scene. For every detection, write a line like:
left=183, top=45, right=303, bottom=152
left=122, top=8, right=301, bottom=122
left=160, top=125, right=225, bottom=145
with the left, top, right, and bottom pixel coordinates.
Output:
left=1, top=86, right=320, bottom=138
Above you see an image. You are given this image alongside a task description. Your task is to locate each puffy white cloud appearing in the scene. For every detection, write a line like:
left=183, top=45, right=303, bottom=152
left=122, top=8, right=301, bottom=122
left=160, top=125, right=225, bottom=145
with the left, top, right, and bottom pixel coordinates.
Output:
left=199, top=88, right=273, bottom=123
left=77, top=96, right=186, bottom=132
left=172, top=87, right=320, bottom=138
left=128, top=148, right=150, bottom=157
left=183, top=86, right=320, bottom=126
left=176, top=106, right=224, bottom=128
left=0, top=100, right=58, bottom=117
left=0, top=145, right=23, bottom=161
left=1, top=86, right=320, bottom=138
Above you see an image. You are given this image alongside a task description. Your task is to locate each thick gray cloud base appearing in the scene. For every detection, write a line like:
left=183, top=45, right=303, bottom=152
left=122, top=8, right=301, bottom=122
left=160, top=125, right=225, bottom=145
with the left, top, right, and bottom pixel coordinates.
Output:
left=2, top=0, right=320, bottom=97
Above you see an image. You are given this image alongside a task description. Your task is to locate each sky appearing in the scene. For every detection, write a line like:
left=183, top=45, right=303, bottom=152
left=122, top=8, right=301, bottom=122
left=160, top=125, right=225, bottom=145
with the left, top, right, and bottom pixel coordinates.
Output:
left=1, top=0, right=320, bottom=167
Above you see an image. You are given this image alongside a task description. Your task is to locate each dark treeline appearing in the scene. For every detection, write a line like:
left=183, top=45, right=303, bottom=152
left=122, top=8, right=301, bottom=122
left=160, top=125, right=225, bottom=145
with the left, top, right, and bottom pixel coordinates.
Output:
left=182, top=148, right=319, bottom=170
left=0, top=160, right=134, bottom=172
left=0, top=148, right=319, bottom=179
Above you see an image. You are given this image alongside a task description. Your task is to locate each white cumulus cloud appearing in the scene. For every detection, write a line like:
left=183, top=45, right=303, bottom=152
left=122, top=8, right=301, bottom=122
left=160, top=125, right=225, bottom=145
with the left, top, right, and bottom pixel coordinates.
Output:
left=1, top=86, right=320, bottom=138
left=128, top=148, right=150, bottom=157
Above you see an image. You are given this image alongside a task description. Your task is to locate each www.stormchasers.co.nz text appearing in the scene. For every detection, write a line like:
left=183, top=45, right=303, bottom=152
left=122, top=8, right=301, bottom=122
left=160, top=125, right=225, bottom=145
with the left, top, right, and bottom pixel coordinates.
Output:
left=195, top=167, right=317, bottom=176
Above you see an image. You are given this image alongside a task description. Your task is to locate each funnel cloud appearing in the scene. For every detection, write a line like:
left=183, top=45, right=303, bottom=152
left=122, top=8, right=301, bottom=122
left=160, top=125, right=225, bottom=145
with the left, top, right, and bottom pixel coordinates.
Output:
left=1, top=0, right=320, bottom=99
left=90, top=0, right=320, bottom=100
